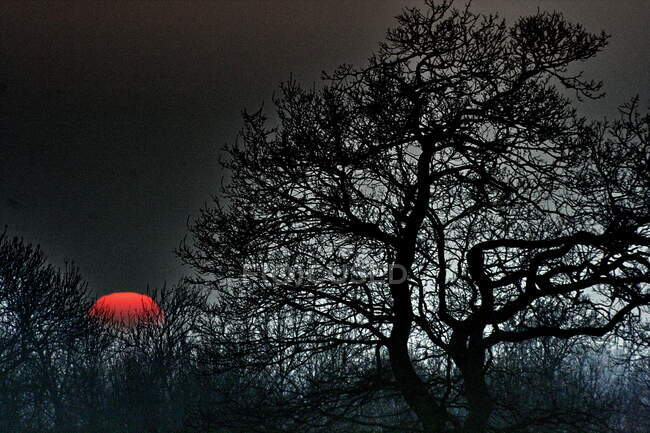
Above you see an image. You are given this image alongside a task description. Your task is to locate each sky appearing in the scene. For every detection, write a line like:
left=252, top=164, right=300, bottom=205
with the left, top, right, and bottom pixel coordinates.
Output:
left=1, top=1, right=648, bottom=296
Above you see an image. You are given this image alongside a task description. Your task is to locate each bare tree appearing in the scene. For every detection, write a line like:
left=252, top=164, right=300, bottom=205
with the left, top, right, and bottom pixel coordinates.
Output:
left=0, top=232, right=211, bottom=433
left=180, top=1, right=649, bottom=432
left=0, top=230, right=91, bottom=432
left=488, top=338, right=631, bottom=433
left=95, top=283, right=208, bottom=433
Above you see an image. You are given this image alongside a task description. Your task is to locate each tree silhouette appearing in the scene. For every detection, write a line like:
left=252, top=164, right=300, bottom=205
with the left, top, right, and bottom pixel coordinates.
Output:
left=0, top=228, right=215, bottom=432
left=181, top=1, right=649, bottom=432
left=0, top=230, right=91, bottom=432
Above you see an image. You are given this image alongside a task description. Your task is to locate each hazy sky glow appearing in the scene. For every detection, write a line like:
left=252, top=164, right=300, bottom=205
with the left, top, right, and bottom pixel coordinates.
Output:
left=1, top=0, right=648, bottom=294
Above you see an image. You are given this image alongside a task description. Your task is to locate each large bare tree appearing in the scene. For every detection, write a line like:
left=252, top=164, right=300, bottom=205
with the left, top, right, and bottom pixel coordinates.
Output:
left=180, top=2, right=650, bottom=432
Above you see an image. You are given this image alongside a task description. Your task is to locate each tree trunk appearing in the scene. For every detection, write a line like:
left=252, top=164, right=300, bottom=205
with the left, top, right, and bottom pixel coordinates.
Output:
left=461, top=370, right=492, bottom=433
left=389, top=276, right=449, bottom=433
left=451, top=330, right=493, bottom=433
left=388, top=341, right=450, bottom=433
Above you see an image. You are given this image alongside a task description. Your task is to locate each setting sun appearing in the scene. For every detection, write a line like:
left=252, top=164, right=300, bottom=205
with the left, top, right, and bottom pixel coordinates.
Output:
left=89, top=292, right=163, bottom=326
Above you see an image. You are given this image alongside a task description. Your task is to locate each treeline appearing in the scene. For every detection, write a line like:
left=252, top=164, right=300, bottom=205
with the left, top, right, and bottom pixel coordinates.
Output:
left=0, top=231, right=210, bottom=432
left=0, top=231, right=648, bottom=432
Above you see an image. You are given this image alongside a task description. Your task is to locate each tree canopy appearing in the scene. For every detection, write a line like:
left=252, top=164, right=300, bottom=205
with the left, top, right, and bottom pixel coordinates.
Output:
left=180, top=1, right=649, bottom=432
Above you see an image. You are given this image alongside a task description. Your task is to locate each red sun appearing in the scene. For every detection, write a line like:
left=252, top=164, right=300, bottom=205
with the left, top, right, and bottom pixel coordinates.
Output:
left=89, top=292, right=164, bottom=326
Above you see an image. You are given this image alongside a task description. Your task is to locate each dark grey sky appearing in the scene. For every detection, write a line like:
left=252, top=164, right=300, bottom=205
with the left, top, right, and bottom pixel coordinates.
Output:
left=1, top=1, right=648, bottom=295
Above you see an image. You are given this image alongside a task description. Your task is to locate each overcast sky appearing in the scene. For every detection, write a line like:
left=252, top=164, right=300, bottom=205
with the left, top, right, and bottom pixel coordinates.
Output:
left=1, top=1, right=648, bottom=295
